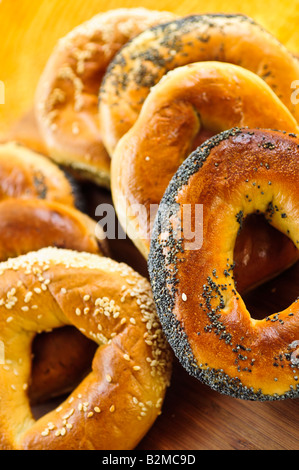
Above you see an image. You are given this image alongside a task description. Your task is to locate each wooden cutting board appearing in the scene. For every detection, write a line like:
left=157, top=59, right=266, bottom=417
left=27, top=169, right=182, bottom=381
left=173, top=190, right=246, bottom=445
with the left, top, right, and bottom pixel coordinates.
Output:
left=1, top=0, right=299, bottom=451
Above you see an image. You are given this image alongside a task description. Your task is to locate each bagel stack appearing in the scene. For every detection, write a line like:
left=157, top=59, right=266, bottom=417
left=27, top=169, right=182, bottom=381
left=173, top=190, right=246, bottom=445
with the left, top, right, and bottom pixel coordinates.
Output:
left=0, top=141, right=109, bottom=404
left=99, top=12, right=299, bottom=401
left=0, top=6, right=298, bottom=450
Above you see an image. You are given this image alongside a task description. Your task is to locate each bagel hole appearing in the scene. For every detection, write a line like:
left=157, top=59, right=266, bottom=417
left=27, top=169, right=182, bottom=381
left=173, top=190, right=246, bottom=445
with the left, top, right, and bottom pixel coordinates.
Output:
left=242, top=261, right=299, bottom=320
left=29, top=326, right=97, bottom=418
left=234, top=213, right=298, bottom=320
left=191, top=127, right=216, bottom=150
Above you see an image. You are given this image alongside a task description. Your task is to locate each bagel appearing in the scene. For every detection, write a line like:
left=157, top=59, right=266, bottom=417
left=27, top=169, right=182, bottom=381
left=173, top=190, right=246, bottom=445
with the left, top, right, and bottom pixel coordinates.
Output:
left=111, top=61, right=299, bottom=292
left=3, top=109, right=49, bottom=157
left=0, top=247, right=172, bottom=450
left=34, top=8, right=176, bottom=188
left=0, top=141, right=108, bottom=403
left=99, top=13, right=299, bottom=156
left=148, top=128, right=299, bottom=401
left=0, top=198, right=101, bottom=263
left=0, top=141, right=75, bottom=206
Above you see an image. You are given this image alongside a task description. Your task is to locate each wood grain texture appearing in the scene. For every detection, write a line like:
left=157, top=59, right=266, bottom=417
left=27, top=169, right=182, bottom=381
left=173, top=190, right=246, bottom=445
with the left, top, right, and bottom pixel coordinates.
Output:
left=0, top=1, right=298, bottom=450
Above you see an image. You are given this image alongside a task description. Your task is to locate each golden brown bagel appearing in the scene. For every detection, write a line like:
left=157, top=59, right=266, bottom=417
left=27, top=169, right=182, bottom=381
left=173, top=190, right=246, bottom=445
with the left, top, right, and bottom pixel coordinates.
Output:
left=10, top=198, right=106, bottom=404
left=148, top=128, right=299, bottom=401
left=0, top=141, right=75, bottom=206
left=2, top=109, right=49, bottom=157
left=0, top=198, right=101, bottom=261
left=0, top=248, right=172, bottom=450
left=111, top=62, right=299, bottom=294
left=0, top=141, right=107, bottom=403
left=34, top=8, right=176, bottom=188
left=100, top=13, right=299, bottom=156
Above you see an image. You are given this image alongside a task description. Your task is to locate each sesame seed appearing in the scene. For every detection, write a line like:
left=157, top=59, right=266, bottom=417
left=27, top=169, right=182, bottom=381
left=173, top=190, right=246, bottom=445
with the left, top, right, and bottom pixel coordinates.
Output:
left=62, top=409, right=74, bottom=420
left=109, top=405, right=115, bottom=413
left=24, top=292, right=32, bottom=303
left=182, top=293, right=187, bottom=301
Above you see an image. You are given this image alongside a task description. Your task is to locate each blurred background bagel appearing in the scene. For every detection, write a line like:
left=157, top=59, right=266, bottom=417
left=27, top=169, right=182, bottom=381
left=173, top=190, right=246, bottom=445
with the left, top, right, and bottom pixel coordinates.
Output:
left=0, top=0, right=298, bottom=143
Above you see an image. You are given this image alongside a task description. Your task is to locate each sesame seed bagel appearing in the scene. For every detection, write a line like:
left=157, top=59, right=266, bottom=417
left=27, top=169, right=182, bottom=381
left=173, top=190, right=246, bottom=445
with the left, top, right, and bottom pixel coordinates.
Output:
left=34, top=8, right=176, bottom=188
left=4, top=200, right=105, bottom=405
left=100, top=13, right=299, bottom=156
left=0, top=247, right=172, bottom=450
left=0, top=141, right=108, bottom=404
left=0, top=141, right=106, bottom=251
left=111, top=61, right=299, bottom=292
left=148, top=128, right=299, bottom=401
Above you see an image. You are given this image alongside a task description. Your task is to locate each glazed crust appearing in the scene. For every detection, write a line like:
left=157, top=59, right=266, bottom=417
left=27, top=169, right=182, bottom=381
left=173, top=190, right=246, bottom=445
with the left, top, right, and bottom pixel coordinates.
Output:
left=0, top=141, right=75, bottom=206
left=111, top=62, right=299, bottom=292
left=0, top=141, right=107, bottom=404
left=0, top=248, right=172, bottom=450
left=148, top=128, right=299, bottom=401
left=0, top=199, right=102, bottom=261
left=100, top=13, right=299, bottom=156
left=2, top=109, right=49, bottom=156
left=35, top=8, right=176, bottom=187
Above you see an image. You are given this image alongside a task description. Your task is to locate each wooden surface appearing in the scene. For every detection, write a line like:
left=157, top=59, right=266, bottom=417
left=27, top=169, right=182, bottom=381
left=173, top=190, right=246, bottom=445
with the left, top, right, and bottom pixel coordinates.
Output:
left=1, top=0, right=299, bottom=451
